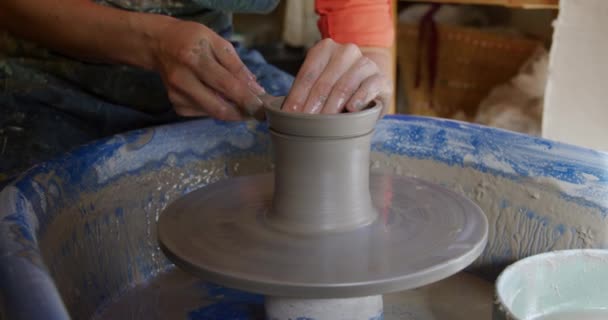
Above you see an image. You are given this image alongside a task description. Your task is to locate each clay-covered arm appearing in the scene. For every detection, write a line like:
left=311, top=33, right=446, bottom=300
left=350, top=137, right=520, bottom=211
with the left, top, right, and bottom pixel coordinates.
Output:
left=0, top=0, right=265, bottom=120
left=0, top=0, right=167, bottom=69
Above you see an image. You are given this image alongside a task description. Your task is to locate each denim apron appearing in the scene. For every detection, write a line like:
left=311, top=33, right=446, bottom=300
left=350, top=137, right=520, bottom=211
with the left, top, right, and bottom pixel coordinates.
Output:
left=0, top=0, right=293, bottom=183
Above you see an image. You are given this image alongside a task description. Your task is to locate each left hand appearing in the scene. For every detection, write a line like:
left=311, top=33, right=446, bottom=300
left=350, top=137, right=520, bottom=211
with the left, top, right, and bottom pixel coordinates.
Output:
left=282, top=38, right=392, bottom=114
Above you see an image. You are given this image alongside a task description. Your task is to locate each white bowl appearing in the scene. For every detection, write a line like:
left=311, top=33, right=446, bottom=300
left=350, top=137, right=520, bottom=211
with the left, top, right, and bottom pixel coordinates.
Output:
left=494, top=249, right=608, bottom=320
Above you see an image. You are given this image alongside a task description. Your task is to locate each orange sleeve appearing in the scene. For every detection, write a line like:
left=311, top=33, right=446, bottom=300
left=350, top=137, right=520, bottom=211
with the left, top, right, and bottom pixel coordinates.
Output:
left=315, top=0, right=395, bottom=48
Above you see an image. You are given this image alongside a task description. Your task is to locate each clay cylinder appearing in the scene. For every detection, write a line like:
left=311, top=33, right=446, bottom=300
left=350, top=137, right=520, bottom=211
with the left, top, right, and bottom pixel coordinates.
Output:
left=264, top=102, right=383, bottom=234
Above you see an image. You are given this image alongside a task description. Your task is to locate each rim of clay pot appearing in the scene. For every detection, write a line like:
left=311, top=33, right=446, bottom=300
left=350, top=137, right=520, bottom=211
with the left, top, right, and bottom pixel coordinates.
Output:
left=264, top=99, right=383, bottom=138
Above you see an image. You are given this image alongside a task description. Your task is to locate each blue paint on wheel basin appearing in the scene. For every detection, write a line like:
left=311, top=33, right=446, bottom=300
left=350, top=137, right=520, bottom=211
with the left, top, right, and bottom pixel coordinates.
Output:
left=1, top=116, right=608, bottom=319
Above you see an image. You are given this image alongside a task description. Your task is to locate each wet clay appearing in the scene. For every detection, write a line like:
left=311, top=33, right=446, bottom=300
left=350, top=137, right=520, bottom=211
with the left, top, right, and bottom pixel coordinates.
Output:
left=268, top=131, right=377, bottom=233
left=265, top=102, right=382, bottom=233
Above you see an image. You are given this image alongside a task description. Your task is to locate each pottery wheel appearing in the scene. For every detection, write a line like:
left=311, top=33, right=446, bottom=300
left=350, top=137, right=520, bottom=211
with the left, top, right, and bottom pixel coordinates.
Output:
left=158, top=101, right=488, bottom=304
left=158, top=173, right=487, bottom=298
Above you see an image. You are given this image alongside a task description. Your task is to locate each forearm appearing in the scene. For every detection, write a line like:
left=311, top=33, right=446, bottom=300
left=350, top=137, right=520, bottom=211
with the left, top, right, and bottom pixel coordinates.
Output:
left=0, top=0, right=173, bottom=70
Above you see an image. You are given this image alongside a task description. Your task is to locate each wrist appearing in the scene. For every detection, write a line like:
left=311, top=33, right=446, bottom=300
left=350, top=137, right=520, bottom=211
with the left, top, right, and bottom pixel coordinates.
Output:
left=126, top=12, right=177, bottom=71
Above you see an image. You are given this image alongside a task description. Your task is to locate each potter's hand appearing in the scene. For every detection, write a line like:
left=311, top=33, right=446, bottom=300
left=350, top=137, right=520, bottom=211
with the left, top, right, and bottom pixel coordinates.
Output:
left=154, top=20, right=265, bottom=120
left=282, top=39, right=391, bottom=114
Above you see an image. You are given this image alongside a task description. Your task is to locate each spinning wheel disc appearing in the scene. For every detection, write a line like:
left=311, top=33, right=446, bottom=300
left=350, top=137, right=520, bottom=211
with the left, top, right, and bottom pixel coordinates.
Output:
left=158, top=173, right=488, bottom=298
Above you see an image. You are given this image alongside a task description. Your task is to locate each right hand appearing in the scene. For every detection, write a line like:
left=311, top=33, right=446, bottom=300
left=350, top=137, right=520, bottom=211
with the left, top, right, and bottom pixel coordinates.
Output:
left=153, top=19, right=266, bottom=120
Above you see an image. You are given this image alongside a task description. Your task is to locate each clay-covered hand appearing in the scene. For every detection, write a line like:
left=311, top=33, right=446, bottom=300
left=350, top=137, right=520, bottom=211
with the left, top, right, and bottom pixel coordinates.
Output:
left=282, top=38, right=391, bottom=114
left=153, top=19, right=265, bottom=120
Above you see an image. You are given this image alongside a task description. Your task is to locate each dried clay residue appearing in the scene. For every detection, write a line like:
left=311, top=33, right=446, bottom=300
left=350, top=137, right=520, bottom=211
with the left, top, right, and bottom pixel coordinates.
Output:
left=370, top=152, right=608, bottom=274
left=35, top=154, right=272, bottom=319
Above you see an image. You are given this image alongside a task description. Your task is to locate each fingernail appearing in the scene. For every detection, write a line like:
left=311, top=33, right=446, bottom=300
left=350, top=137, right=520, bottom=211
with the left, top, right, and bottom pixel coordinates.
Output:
left=248, top=80, right=266, bottom=95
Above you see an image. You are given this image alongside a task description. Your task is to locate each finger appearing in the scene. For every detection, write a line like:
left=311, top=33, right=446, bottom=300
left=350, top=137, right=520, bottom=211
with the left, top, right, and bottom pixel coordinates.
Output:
left=168, top=91, right=208, bottom=117
left=321, top=56, right=378, bottom=114
left=211, top=37, right=266, bottom=94
left=344, top=74, right=386, bottom=113
left=301, top=43, right=362, bottom=114
left=282, top=38, right=335, bottom=112
left=199, top=60, right=264, bottom=116
left=191, top=40, right=264, bottom=116
left=168, top=69, right=244, bottom=120
left=177, top=108, right=207, bottom=117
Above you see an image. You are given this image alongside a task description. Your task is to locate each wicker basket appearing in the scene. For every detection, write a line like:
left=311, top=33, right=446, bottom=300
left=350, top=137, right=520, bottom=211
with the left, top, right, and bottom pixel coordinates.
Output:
left=398, top=23, right=542, bottom=119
